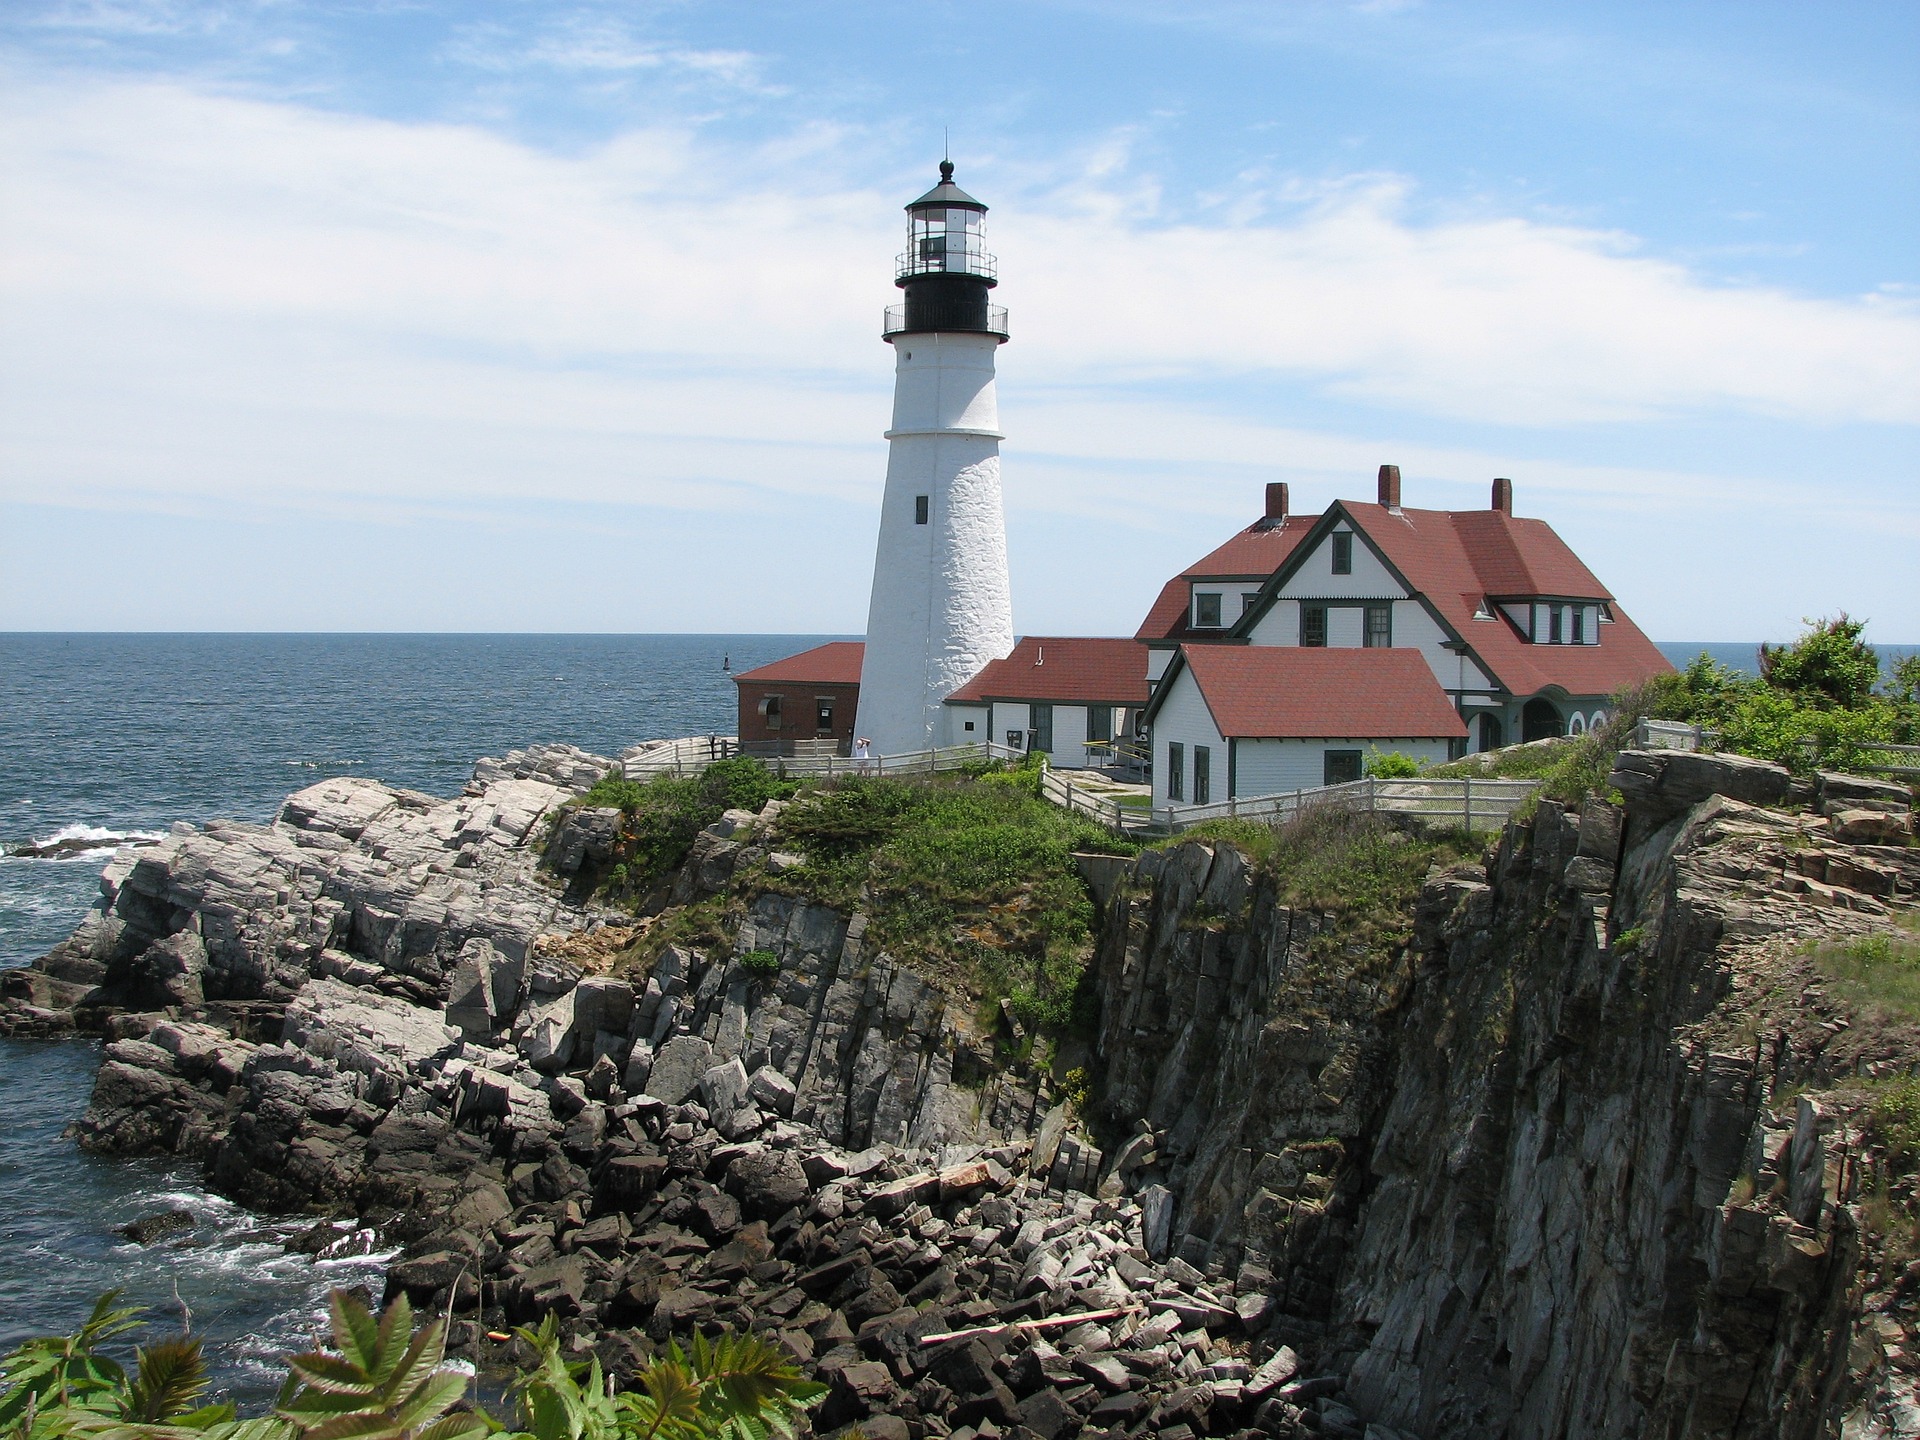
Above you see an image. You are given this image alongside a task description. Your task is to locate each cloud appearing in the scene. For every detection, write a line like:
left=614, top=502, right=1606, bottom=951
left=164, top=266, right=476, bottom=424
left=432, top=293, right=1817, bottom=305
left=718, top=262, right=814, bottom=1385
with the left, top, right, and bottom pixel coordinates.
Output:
left=0, top=71, right=1916, bottom=635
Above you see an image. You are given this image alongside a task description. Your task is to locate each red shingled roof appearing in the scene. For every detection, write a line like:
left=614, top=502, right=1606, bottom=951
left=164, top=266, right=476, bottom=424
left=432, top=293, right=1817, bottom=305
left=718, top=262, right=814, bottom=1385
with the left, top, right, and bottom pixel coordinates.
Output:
left=946, top=637, right=1151, bottom=704
left=1337, top=503, right=1671, bottom=696
left=1134, top=517, right=1315, bottom=641
left=733, top=641, right=864, bottom=686
left=1172, top=647, right=1467, bottom=739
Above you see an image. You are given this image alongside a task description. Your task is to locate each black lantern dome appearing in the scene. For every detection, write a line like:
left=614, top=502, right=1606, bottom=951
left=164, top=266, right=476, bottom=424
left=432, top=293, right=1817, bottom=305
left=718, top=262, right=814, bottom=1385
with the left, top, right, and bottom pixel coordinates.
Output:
left=883, top=161, right=1008, bottom=342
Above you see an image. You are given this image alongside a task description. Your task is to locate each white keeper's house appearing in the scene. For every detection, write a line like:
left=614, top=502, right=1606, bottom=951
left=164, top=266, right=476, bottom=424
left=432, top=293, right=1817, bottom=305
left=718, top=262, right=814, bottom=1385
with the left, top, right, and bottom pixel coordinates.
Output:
left=1137, top=467, right=1672, bottom=807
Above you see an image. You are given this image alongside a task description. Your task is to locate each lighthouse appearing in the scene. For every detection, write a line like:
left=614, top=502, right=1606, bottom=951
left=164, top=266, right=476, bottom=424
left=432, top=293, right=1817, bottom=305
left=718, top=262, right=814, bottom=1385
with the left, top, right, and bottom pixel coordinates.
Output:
left=854, top=162, right=1015, bottom=754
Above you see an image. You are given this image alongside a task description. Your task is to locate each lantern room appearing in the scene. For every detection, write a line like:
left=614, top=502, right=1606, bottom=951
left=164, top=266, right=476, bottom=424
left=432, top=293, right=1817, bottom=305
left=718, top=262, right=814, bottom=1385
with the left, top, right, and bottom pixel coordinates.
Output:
left=884, top=162, right=1008, bottom=341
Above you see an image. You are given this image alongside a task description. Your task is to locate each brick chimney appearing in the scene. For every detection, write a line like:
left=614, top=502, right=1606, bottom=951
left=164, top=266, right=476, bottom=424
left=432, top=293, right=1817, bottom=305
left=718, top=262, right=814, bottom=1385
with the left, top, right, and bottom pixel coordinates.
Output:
left=1491, top=477, right=1513, bottom=515
left=1264, top=482, right=1289, bottom=522
left=1378, top=463, right=1401, bottom=510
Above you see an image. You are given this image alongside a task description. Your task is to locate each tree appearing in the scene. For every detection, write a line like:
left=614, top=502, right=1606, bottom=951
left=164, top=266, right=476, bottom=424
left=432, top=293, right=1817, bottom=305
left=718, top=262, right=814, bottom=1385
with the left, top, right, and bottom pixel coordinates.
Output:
left=1758, top=614, right=1881, bottom=710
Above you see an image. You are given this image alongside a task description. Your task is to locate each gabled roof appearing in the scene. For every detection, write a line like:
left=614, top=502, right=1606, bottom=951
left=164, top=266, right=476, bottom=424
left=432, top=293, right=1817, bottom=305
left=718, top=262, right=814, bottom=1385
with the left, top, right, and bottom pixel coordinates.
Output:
left=733, top=641, right=865, bottom=686
left=946, top=637, right=1151, bottom=705
left=1134, top=515, right=1315, bottom=642
left=1151, top=646, right=1466, bottom=740
left=1314, top=503, right=1670, bottom=697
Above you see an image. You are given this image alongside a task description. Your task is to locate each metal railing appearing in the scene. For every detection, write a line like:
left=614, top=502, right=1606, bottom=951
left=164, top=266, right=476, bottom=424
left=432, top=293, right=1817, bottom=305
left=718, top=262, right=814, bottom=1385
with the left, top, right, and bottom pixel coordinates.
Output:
left=896, top=250, right=998, bottom=282
left=883, top=302, right=1010, bottom=339
left=1152, top=776, right=1540, bottom=835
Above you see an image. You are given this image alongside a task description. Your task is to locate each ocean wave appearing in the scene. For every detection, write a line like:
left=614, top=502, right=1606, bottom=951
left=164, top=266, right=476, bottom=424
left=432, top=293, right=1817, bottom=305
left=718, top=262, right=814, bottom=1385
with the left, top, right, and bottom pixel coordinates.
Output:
left=3, top=823, right=166, bottom=861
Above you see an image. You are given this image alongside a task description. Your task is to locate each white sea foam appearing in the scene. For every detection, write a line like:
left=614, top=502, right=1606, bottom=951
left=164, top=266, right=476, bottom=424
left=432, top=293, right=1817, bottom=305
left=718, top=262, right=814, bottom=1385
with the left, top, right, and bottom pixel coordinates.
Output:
left=4, top=822, right=166, bottom=861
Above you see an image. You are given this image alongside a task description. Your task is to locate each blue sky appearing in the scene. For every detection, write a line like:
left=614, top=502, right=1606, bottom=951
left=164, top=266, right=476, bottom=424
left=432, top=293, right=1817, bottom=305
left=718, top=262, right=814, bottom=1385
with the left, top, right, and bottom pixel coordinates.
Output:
left=1, top=1, right=1915, bottom=641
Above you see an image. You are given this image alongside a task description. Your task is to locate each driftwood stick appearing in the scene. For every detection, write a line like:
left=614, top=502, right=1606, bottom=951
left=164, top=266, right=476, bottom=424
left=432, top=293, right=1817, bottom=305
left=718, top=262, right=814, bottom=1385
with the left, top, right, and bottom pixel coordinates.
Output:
left=919, top=1304, right=1143, bottom=1346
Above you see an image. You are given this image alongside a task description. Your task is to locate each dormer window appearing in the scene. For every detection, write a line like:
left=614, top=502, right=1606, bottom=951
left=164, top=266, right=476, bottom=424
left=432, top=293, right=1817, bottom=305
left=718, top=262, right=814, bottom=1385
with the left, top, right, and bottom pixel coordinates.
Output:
left=1331, top=532, right=1353, bottom=575
left=1193, top=592, right=1223, bottom=628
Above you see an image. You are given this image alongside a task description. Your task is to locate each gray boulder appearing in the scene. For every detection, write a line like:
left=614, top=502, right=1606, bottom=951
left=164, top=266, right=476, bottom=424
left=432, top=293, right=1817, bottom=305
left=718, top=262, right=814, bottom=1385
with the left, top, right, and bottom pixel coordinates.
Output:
left=645, top=1035, right=713, bottom=1104
left=700, top=1057, right=752, bottom=1131
left=748, top=1064, right=798, bottom=1118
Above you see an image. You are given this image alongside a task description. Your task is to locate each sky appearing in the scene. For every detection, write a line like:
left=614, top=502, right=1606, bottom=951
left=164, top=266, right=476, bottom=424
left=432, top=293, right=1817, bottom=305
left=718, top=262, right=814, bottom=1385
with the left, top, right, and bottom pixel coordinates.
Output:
left=0, top=1, right=1915, bottom=642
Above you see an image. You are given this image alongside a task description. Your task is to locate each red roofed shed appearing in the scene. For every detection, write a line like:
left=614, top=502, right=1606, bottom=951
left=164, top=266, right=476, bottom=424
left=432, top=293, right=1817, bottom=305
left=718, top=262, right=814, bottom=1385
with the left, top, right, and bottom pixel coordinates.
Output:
left=733, top=642, right=863, bottom=755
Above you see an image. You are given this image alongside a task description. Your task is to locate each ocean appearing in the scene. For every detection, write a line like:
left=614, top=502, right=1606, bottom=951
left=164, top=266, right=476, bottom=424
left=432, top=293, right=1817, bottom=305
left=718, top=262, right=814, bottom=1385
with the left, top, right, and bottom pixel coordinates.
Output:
left=2, top=631, right=1913, bottom=1399
left=0, top=633, right=842, bottom=1402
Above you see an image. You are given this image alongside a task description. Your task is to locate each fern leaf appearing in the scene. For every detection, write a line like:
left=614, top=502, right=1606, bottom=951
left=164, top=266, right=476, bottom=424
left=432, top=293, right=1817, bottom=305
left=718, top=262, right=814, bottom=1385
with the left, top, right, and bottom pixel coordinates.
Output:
left=376, top=1324, right=447, bottom=1411
left=382, top=1371, right=468, bottom=1435
left=326, top=1295, right=382, bottom=1378
left=284, top=1355, right=382, bottom=1396
left=124, top=1339, right=211, bottom=1423
left=408, top=1413, right=493, bottom=1440
left=368, top=1298, right=413, bottom=1387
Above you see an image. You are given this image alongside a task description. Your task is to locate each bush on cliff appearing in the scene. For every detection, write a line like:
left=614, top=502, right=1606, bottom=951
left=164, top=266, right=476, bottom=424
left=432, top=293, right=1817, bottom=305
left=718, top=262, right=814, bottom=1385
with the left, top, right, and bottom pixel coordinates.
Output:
left=0, top=1290, right=821, bottom=1440
left=1646, top=615, right=1919, bottom=775
left=577, top=759, right=800, bottom=900
left=769, top=772, right=1130, bottom=1033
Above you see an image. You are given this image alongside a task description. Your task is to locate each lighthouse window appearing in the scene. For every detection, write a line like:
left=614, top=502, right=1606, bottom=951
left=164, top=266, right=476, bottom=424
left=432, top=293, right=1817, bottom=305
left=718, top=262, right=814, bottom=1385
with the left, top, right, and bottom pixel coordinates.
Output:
left=915, top=495, right=929, bottom=525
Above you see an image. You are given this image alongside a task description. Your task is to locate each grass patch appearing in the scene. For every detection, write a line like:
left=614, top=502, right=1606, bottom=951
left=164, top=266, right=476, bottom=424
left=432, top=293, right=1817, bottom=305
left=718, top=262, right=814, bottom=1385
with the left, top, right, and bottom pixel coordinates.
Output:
left=1168, top=804, right=1468, bottom=921
left=1809, top=919, right=1920, bottom=1026
left=768, top=771, right=1134, bottom=1035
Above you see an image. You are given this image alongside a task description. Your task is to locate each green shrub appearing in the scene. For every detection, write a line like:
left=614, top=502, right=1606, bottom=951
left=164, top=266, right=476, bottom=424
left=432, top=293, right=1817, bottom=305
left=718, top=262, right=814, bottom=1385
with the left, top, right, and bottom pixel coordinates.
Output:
left=739, top=949, right=781, bottom=977
left=1364, top=750, right=1423, bottom=778
left=0, top=1291, right=823, bottom=1440
left=1648, top=616, right=1920, bottom=774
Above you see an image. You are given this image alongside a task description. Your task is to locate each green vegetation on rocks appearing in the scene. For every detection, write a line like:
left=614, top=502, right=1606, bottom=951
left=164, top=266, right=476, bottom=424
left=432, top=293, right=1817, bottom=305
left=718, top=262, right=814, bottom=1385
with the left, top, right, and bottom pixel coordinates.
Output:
left=1169, top=804, right=1471, bottom=961
left=573, top=759, right=800, bottom=900
left=0, top=1291, right=822, bottom=1440
left=768, top=769, right=1132, bottom=1033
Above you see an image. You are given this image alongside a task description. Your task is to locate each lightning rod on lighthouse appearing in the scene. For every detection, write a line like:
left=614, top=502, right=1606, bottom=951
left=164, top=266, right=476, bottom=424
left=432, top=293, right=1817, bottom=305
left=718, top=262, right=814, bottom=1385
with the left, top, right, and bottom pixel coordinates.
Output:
left=854, top=162, right=1015, bottom=753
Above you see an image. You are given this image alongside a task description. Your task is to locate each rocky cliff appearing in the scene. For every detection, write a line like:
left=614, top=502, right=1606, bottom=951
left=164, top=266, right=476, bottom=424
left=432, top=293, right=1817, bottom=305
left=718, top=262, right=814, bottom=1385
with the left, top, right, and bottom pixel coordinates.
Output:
left=5, top=741, right=1918, bottom=1439
left=1078, top=751, right=1920, bottom=1440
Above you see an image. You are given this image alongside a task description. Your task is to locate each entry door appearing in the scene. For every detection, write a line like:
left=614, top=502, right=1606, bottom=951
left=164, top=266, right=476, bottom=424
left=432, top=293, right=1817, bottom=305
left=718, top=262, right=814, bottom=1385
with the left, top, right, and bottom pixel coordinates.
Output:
left=1030, top=703, right=1054, bottom=754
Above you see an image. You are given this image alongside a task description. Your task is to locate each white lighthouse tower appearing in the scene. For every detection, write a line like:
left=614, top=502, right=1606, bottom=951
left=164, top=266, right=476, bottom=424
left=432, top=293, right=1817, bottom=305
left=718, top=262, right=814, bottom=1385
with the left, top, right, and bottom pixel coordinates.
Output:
left=854, top=162, right=1015, bottom=753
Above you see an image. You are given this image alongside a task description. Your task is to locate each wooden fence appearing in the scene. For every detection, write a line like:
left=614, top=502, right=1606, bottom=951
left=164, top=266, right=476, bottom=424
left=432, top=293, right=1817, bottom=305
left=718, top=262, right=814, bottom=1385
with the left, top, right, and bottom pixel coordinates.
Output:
left=620, top=737, right=1024, bottom=781
left=1151, top=775, right=1540, bottom=835
left=1631, top=718, right=1920, bottom=777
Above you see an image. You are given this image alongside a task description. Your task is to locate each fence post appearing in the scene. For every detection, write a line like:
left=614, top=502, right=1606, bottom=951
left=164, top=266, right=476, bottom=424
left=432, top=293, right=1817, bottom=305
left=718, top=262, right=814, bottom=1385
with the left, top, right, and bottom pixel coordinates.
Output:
left=1463, top=777, right=1472, bottom=830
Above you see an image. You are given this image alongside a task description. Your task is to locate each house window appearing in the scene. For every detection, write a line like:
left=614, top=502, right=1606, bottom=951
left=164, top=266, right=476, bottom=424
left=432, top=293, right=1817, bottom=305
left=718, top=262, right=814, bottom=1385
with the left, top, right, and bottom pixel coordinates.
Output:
left=1030, top=703, right=1054, bottom=754
left=815, top=697, right=835, bottom=731
left=1241, top=592, right=1260, bottom=616
left=1364, top=604, right=1392, bottom=648
left=1331, top=532, right=1353, bottom=575
left=1301, top=605, right=1328, bottom=647
left=964, top=720, right=975, bottom=731
left=1088, top=706, right=1112, bottom=744
left=1324, top=749, right=1363, bottom=785
left=915, top=495, right=929, bottom=525
left=1194, top=592, right=1222, bottom=628
left=1167, top=742, right=1185, bottom=801
left=1572, top=607, right=1585, bottom=644
left=759, top=695, right=782, bottom=729
left=1549, top=606, right=1563, bottom=644
left=1193, top=746, right=1211, bottom=805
